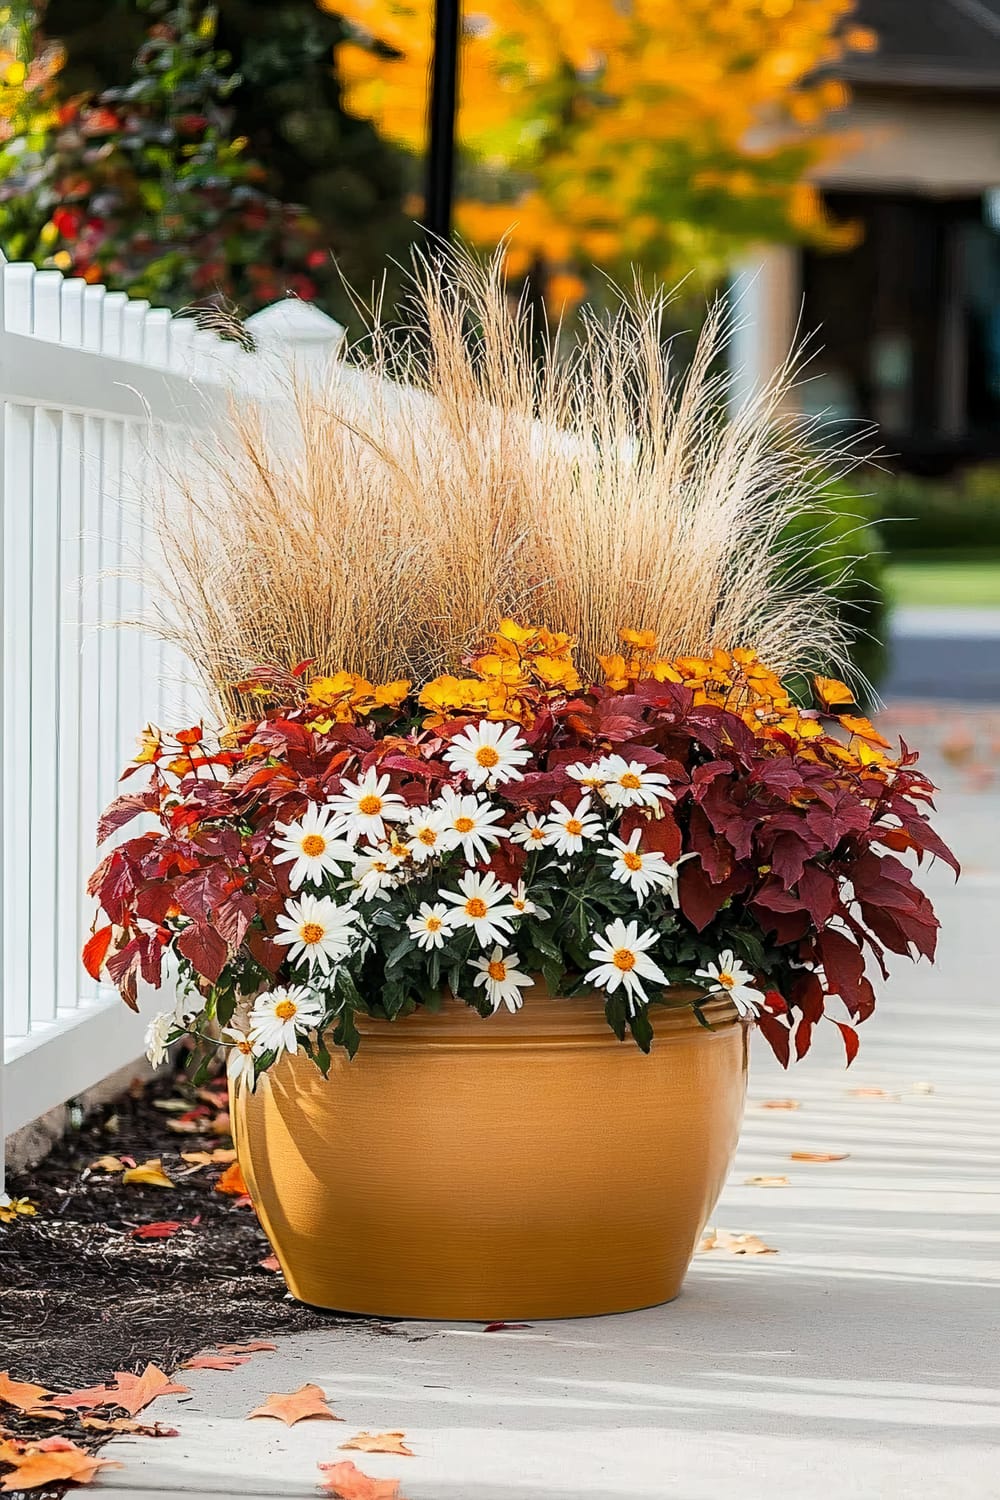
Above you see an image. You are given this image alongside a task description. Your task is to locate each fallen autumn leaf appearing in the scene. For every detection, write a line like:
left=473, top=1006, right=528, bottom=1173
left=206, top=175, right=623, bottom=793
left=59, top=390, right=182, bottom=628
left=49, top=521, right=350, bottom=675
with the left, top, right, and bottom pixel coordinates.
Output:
left=340, top=1432, right=414, bottom=1457
left=129, top=1221, right=186, bottom=1240
left=698, top=1228, right=778, bottom=1256
left=215, top=1162, right=248, bottom=1196
left=0, top=1436, right=121, bottom=1491
left=248, top=1384, right=341, bottom=1426
left=743, top=1175, right=790, bottom=1187
left=121, top=1159, right=175, bottom=1189
left=52, top=1364, right=189, bottom=1417
left=789, top=1152, right=850, bottom=1163
left=0, top=1374, right=61, bottom=1419
left=318, top=1459, right=404, bottom=1499
left=757, top=1099, right=801, bottom=1110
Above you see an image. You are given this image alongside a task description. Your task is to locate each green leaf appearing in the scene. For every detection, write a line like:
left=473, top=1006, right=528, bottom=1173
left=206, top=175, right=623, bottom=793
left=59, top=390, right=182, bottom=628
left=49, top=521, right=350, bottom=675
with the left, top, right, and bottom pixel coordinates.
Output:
left=629, top=1004, right=654, bottom=1054
left=333, top=1007, right=361, bottom=1059
left=526, top=919, right=562, bottom=963
left=604, top=991, right=627, bottom=1042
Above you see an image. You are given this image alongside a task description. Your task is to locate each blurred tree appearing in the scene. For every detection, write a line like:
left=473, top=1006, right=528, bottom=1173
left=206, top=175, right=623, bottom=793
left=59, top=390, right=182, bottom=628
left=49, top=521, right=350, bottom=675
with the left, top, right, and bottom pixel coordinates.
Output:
left=0, top=2, right=66, bottom=260
left=0, top=0, right=339, bottom=311
left=43, top=0, right=415, bottom=319
left=326, top=0, right=877, bottom=306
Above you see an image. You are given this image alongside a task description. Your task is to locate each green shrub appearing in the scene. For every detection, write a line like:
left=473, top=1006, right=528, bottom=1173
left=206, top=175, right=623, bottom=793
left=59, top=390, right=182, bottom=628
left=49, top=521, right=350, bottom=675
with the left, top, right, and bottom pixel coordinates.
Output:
left=781, top=484, right=887, bottom=698
left=863, top=465, right=1000, bottom=557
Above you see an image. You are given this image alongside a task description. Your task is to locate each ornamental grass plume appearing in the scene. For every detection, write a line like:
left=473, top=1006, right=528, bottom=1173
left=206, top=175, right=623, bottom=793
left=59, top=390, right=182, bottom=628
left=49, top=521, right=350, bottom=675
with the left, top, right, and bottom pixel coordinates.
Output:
left=146, top=244, right=862, bottom=717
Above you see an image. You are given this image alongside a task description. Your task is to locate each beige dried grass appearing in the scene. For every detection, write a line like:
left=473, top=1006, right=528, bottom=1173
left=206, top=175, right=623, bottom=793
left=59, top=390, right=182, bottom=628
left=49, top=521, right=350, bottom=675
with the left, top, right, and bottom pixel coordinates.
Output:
left=145, top=244, right=866, bottom=717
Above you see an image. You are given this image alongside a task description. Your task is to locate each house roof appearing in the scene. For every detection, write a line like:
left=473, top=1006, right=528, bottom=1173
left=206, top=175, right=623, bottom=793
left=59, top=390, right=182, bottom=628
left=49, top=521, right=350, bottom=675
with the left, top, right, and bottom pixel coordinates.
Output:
left=846, top=0, right=1000, bottom=91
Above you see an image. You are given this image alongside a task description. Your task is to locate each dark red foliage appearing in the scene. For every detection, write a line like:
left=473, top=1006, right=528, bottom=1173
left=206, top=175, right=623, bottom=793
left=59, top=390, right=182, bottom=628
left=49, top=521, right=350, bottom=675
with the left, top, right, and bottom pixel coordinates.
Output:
left=84, top=667, right=956, bottom=1063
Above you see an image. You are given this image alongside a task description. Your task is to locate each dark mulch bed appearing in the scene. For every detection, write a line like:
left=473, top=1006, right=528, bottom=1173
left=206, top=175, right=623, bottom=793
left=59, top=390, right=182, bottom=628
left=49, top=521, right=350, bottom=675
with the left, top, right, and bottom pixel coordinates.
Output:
left=0, top=1062, right=341, bottom=1485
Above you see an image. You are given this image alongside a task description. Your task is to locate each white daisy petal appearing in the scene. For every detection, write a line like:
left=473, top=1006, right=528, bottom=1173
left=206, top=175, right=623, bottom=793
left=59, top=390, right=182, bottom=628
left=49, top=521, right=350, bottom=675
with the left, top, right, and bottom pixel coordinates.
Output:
left=470, top=946, right=534, bottom=1013
left=274, top=893, right=359, bottom=975
left=585, top=917, right=669, bottom=1015
left=272, top=803, right=355, bottom=890
left=248, top=985, right=324, bottom=1061
left=445, top=721, right=532, bottom=789
left=541, top=795, right=603, bottom=857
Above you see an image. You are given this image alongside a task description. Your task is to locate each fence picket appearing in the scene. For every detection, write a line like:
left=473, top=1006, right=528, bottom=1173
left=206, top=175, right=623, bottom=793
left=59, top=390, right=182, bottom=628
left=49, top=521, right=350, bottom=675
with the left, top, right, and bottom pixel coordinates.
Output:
left=1, top=263, right=343, bottom=1180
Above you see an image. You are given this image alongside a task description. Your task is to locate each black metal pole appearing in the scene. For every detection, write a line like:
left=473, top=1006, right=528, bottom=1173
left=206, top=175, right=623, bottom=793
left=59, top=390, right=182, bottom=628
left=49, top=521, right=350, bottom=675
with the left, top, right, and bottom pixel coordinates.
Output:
left=424, top=0, right=460, bottom=239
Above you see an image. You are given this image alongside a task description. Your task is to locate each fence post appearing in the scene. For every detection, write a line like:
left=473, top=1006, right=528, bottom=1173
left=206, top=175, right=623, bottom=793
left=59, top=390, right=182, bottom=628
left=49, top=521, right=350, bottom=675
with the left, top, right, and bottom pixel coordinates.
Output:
left=244, top=299, right=345, bottom=384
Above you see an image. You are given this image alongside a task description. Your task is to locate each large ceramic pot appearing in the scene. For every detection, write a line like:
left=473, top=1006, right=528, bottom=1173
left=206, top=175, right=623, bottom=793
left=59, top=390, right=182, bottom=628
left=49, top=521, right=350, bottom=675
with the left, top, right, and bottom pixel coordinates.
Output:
left=232, top=985, right=748, bottom=1320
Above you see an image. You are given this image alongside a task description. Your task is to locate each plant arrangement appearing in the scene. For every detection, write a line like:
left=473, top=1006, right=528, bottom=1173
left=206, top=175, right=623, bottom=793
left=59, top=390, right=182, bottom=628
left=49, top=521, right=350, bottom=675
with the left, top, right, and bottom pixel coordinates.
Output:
left=86, top=622, right=954, bottom=1088
left=82, top=250, right=953, bottom=1092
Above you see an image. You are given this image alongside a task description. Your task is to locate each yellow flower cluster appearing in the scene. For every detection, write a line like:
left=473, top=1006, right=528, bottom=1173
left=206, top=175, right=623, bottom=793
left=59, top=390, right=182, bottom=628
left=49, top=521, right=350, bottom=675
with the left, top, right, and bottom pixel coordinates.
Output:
left=418, top=619, right=582, bottom=727
left=306, top=671, right=411, bottom=728
left=600, top=630, right=893, bottom=771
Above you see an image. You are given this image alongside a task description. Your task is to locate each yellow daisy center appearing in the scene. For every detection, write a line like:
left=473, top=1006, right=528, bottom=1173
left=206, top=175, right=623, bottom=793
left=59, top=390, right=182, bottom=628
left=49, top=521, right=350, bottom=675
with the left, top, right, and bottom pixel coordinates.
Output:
left=487, top=959, right=507, bottom=981
left=274, top=999, right=298, bottom=1021
left=454, top=816, right=475, bottom=833
left=418, top=827, right=437, bottom=845
left=565, top=818, right=583, bottom=836
left=718, top=971, right=735, bottom=989
left=619, top=772, right=642, bottom=790
left=475, top=746, right=501, bottom=767
left=237, top=1039, right=252, bottom=1054
left=301, top=833, right=326, bottom=857
left=425, top=915, right=443, bottom=932
left=300, top=922, right=325, bottom=946
left=358, top=794, right=383, bottom=816
left=623, top=851, right=643, bottom=871
left=612, top=948, right=637, bottom=972
left=465, top=897, right=488, bottom=919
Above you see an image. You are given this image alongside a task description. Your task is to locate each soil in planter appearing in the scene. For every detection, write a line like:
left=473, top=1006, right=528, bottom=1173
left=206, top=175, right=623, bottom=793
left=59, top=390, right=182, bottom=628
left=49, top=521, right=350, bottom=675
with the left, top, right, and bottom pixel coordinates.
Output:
left=0, top=1061, right=385, bottom=1493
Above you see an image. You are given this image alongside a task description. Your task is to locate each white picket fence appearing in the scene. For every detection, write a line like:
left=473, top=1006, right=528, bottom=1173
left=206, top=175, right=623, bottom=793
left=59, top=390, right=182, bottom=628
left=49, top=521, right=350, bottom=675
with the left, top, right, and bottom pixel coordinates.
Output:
left=0, top=261, right=344, bottom=1182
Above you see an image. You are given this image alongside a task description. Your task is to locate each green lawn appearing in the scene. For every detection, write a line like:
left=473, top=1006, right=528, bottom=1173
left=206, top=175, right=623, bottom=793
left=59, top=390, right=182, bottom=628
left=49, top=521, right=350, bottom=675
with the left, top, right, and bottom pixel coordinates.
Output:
left=885, top=558, right=1000, bottom=608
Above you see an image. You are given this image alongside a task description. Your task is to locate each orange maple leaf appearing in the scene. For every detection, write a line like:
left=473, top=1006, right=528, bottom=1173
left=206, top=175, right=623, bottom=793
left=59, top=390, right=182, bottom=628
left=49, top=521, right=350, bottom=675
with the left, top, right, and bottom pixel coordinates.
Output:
left=215, top=1161, right=248, bottom=1196
left=789, top=1151, right=850, bottom=1162
left=813, top=674, right=855, bottom=711
left=248, top=1384, right=341, bottom=1426
left=339, top=1432, right=414, bottom=1457
left=52, top=1364, right=189, bottom=1416
left=318, top=1459, right=404, bottom=1499
left=216, top=1342, right=276, bottom=1355
left=0, top=1437, right=121, bottom=1491
left=0, top=1374, right=61, bottom=1419
left=181, top=1354, right=250, bottom=1372
left=81, top=1417, right=178, bottom=1437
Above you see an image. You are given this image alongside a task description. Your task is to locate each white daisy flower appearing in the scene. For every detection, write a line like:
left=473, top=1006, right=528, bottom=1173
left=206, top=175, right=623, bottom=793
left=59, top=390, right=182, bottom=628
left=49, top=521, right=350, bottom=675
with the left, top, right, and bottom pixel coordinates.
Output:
left=222, top=1025, right=257, bottom=1092
left=274, top=892, right=359, bottom=974
left=249, top=985, right=324, bottom=1058
left=471, top=946, right=534, bottom=1013
left=585, top=918, right=670, bottom=1014
left=508, top=811, right=549, bottom=850
left=329, top=768, right=408, bottom=844
left=405, top=804, right=451, bottom=864
left=542, top=795, right=603, bottom=857
left=348, top=846, right=405, bottom=903
left=434, top=787, right=506, bottom=862
left=406, top=901, right=455, bottom=951
left=694, top=950, right=765, bottom=1019
left=444, top=720, right=532, bottom=789
left=565, top=759, right=608, bottom=793
left=272, top=803, right=355, bottom=890
left=144, top=1010, right=175, bottom=1069
left=600, top=830, right=691, bottom=905
left=598, top=755, right=675, bottom=812
left=440, top=870, right=519, bottom=948
left=509, top=879, right=536, bottom=916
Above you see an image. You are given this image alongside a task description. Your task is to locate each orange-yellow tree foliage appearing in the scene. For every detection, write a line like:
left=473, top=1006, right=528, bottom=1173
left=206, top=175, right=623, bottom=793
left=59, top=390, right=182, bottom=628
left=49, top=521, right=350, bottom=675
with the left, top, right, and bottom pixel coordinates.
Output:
left=321, top=0, right=875, bottom=295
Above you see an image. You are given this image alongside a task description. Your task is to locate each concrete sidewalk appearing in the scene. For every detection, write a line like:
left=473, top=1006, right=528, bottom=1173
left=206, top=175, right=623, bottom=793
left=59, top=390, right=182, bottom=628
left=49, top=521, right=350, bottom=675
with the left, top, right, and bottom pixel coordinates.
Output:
left=94, top=715, right=1000, bottom=1500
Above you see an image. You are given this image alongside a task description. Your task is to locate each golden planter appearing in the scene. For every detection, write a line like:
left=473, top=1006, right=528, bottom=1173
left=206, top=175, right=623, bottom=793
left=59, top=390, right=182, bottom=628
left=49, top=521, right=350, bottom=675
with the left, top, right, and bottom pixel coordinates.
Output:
left=232, top=986, right=748, bottom=1320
